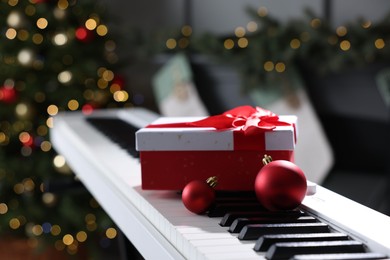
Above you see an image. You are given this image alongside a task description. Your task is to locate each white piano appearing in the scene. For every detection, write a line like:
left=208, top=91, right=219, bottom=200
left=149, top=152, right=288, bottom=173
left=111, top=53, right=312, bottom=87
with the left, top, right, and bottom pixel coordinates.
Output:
left=51, top=107, right=390, bottom=260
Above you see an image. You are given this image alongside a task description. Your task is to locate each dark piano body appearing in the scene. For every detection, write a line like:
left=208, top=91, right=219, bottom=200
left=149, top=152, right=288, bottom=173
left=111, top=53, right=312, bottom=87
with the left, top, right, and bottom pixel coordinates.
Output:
left=51, top=108, right=390, bottom=260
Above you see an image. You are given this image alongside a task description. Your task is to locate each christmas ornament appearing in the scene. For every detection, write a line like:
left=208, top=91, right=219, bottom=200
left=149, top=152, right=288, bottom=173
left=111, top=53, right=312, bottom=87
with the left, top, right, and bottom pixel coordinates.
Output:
left=254, top=155, right=307, bottom=211
left=181, top=176, right=217, bottom=214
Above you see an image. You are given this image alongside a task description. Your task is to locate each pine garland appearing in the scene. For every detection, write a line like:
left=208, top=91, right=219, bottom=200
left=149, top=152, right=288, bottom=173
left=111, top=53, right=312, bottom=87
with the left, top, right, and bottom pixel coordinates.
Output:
left=163, top=7, right=390, bottom=92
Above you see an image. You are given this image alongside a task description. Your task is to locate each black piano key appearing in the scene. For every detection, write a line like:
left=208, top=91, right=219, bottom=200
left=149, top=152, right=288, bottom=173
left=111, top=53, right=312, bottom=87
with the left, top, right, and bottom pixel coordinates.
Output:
left=229, top=216, right=318, bottom=233
left=290, top=252, right=388, bottom=260
left=86, top=117, right=139, bottom=157
left=220, top=210, right=304, bottom=227
left=215, top=190, right=257, bottom=200
left=254, top=232, right=350, bottom=252
left=207, top=202, right=265, bottom=217
left=238, top=223, right=330, bottom=240
left=266, top=241, right=366, bottom=260
left=214, top=197, right=259, bottom=205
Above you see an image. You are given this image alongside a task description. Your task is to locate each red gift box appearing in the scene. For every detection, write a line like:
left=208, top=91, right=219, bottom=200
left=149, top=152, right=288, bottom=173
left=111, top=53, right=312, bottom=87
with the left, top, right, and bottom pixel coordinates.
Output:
left=136, top=106, right=297, bottom=191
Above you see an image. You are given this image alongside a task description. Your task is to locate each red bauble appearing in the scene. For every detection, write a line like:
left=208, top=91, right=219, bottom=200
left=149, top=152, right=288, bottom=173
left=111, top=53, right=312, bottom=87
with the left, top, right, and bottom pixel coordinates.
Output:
left=182, top=179, right=216, bottom=214
left=254, top=160, right=307, bottom=211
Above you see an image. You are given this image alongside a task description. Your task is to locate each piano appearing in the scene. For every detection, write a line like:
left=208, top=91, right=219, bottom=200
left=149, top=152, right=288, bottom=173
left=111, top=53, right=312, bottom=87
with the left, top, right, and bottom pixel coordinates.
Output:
left=50, top=107, right=390, bottom=260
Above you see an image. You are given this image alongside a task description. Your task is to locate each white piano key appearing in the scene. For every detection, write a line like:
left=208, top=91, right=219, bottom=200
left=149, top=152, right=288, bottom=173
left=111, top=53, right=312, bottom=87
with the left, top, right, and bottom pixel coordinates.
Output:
left=197, top=243, right=255, bottom=254
left=200, top=250, right=264, bottom=260
left=178, top=227, right=229, bottom=234
left=191, top=238, right=251, bottom=247
left=188, top=234, right=260, bottom=259
left=183, top=232, right=238, bottom=240
left=170, top=216, right=222, bottom=227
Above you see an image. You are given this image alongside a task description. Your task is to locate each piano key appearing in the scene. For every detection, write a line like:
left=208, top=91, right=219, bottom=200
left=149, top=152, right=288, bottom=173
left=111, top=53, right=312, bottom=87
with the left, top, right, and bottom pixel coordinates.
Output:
left=254, top=232, right=350, bottom=251
left=185, top=234, right=258, bottom=259
left=170, top=215, right=222, bottom=227
left=238, top=223, right=330, bottom=240
left=291, top=252, right=389, bottom=260
left=197, top=243, right=261, bottom=260
left=182, top=233, right=239, bottom=258
left=215, top=190, right=258, bottom=200
left=86, top=117, right=140, bottom=157
left=191, top=237, right=249, bottom=247
left=220, top=210, right=304, bottom=227
left=199, top=250, right=262, bottom=260
left=229, top=216, right=318, bottom=233
left=172, top=211, right=260, bottom=259
left=266, top=241, right=366, bottom=260
left=207, top=202, right=266, bottom=217
left=178, top=226, right=230, bottom=234
left=198, top=241, right=255, bottom=253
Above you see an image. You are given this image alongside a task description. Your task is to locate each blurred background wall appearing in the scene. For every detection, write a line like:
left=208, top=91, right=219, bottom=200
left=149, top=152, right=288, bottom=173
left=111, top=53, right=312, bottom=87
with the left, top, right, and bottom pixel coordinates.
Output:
left=102, top=0, right=390, bottom=34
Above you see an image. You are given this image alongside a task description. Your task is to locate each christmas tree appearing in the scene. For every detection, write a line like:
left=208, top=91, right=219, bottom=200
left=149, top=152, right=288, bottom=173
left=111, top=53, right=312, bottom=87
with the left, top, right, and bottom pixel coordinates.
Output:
left=1, top=0, right=132, bottom=256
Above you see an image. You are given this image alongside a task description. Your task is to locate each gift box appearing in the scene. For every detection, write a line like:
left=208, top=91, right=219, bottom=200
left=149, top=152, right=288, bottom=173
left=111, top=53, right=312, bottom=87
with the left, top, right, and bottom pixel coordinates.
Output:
left=136, top=106, right=297, bottom=191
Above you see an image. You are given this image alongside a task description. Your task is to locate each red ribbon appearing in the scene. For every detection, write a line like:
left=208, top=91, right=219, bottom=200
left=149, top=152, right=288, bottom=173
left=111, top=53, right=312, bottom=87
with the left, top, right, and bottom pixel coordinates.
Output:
left=147, top=105, right=291, bottom=135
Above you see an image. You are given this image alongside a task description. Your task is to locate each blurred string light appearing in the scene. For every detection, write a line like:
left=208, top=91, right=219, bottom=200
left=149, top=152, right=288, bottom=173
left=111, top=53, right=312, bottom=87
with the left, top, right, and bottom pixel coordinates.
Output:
left=165, top=24, right=193, bottom=50
left=36, top=17, right=48, bottom=29
left=375, top=38, right=385, bottom=49
left=57, top=0, right=69, bottom=10
left=234, top=26, right=245, bottom=37
left=223, top=39, right=234, bottom=50
left=166, top=38, right=177, bottom=49
left=290, top=38, right=301, bottom=49
left=310, top=18, right=321, bottom=29
left=53, top=32, right=68, bottom=46
left=58, top=71, right=72, bottom=84
left=7, top=11, right=23, bottom=28
left=340, top=40, right=351, bottom=51
left=25, top=5, right=36, bottom=17
left=17, top=49, right=34, bottom=66
left=362, top=20, right=372, bottom=29
left=246, top=21, right=258, bottom=32
left=53, top=154, right=66, bottom=168
left=257, top=6, right=268, bottom=17
left=5, top=28, right=17, bottom=39
left=47, top=104, right=59, bottom=116
left=67, top=99, right=79, bottom=110
left=0, top=203, right=8, bottom=214
left=85, top=18, right=97, bottom=30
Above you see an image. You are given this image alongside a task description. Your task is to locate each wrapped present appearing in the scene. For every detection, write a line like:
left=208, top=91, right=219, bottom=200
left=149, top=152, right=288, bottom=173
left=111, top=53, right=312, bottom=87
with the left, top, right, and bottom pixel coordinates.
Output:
left=135, top=106, right=297, bottom=191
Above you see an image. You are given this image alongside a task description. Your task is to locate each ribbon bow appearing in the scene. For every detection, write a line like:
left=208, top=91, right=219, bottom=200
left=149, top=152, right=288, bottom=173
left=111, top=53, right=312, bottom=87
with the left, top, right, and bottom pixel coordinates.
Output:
left=148, top=105, right=291, bottom=135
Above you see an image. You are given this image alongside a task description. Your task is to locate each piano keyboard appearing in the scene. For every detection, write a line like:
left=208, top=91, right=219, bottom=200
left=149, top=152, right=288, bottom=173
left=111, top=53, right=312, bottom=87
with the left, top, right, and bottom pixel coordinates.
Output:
left=50, top=107, right=390, bottom=260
